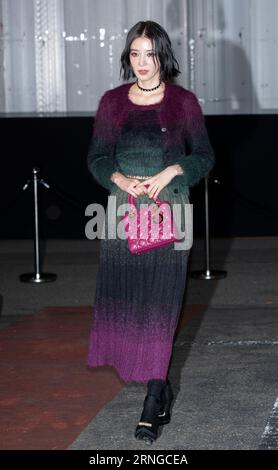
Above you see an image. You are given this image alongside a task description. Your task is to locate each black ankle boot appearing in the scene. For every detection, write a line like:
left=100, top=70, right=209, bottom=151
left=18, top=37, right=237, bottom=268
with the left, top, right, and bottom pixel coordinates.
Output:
left=157, top=379, right=174, bottom=425
left=134, top=379, right=166, bottom=445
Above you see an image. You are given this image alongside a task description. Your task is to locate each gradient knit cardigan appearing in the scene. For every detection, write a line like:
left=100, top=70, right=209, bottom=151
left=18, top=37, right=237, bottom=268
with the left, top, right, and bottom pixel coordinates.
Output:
left=87, top=81, right=215, bottom=197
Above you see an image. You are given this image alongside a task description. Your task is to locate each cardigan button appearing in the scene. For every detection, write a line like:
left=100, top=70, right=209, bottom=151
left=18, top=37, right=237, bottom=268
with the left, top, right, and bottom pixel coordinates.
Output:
left=161, top=127, right=167, bottom=132
left=174, top=188, right=178, bottom=194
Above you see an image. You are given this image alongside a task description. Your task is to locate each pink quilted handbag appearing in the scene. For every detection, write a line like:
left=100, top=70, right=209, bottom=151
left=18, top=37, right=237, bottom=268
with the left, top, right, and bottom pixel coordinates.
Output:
left=122, top=184, right=180, bottom=254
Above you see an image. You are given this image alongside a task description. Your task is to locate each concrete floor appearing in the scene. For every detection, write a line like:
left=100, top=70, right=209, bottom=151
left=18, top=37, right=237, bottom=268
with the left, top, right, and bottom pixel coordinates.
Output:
left=1, top=237, right=278, bottom=449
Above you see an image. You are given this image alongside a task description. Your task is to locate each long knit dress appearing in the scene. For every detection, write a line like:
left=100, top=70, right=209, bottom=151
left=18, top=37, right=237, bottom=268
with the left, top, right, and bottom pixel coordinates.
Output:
left=87, top=82, right=214, bottom=384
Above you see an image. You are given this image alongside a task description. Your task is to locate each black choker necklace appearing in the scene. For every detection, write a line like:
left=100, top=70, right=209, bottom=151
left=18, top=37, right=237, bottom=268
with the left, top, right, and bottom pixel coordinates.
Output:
left=136, top=79, right=162, bottom=92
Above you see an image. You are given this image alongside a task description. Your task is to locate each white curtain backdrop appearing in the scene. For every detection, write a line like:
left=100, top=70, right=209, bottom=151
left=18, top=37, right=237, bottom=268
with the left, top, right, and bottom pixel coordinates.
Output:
left=0, top=0, right=277, bottom=115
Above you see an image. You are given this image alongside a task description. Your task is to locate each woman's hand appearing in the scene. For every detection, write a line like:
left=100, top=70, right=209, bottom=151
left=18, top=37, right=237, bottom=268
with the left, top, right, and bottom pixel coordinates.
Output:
left=135, top=166, right=181, bottom=200
left=112, top=172, right=148, bottom=198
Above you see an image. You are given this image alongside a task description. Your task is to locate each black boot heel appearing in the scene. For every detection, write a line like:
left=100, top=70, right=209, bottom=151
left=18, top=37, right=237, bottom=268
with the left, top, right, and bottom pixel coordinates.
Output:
left=157, top=379, right=174, bottom=426
left=134, top=379, right=166, bottom=445
left=134, top=394, right=160, bottom=445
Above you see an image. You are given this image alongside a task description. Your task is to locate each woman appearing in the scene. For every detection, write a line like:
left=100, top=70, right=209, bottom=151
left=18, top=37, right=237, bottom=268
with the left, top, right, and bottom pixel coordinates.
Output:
left=87, top=20, right=215, bottom=445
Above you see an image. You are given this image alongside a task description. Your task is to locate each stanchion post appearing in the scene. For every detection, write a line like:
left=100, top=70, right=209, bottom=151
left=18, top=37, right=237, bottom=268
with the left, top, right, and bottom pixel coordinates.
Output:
left=20, top=167, right=57, bottom=283
left=34, top=166, right=40, bottom=278
left=190, top=176, right=227, bottom=280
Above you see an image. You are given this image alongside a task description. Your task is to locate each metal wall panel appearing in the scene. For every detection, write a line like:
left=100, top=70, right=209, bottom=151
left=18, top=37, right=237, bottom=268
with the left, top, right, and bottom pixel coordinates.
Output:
left=250, top=0, right=278, bottom=111
left=188, top=0, right=278, bottom=114
left=0, top=0, right=188, bottom=114
left=1, top=0, right=36, bottom=112
left=34, top=0, right=66, bottom=112
left=63, top=0, right=189, bottom=112
left=0, top=0, right=276, bottom=114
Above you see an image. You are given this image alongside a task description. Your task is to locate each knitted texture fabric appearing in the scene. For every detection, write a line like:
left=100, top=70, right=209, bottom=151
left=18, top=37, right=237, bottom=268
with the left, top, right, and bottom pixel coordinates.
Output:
left=87, top=81, right=215, bottom=195
left=86, top=81, right=215, bottom=384
left=87, top=185, right=191, bottom=384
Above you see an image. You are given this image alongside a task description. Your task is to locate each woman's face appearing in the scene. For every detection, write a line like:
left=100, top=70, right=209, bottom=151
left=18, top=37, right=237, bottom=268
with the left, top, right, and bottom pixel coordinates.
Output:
left=129, top=36, right=160, bottom=83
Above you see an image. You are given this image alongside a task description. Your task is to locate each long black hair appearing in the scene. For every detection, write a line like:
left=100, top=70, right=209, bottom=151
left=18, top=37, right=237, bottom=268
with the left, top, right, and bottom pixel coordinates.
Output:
left=119, top=21, right=181, bottom=82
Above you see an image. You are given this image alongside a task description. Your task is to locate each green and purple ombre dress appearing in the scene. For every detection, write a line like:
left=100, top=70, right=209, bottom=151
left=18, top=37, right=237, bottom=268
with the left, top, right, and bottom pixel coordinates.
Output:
left=87, top=82, right=214, bottom=384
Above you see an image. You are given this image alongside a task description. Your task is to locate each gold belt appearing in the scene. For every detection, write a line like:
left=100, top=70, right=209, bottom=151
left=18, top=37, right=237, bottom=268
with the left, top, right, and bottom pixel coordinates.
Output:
left=125, top=174, right=151, bottom=180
